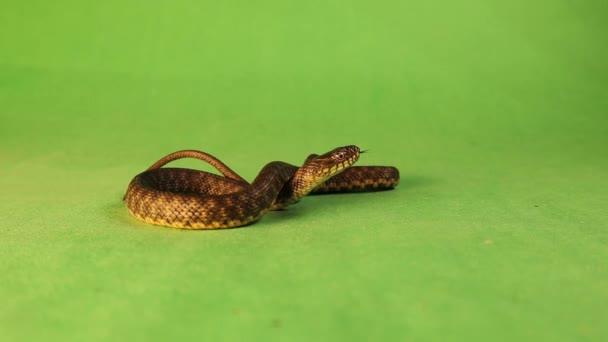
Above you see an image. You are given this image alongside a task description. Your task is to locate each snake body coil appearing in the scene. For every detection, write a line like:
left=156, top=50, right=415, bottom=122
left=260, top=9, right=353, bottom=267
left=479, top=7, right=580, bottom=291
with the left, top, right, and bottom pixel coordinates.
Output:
left=125, top=145, right=399, bottom=229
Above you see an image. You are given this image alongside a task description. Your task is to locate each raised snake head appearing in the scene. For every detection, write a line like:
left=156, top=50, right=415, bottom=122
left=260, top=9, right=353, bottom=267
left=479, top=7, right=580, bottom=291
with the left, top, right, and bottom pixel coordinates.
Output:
left=307, top=145, right=361, bottom=180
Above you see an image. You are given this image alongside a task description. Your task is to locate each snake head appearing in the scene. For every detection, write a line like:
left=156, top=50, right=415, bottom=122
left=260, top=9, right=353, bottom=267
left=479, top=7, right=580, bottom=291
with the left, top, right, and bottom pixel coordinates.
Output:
left=309, top=145, right=361, bottom=180
left=273, top=145, right=362, bottom=209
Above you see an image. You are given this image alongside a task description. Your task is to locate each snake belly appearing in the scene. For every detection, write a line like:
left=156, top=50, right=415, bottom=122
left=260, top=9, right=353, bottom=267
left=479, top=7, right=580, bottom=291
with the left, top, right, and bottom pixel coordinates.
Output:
left=124, top=146, right=399, bottom=229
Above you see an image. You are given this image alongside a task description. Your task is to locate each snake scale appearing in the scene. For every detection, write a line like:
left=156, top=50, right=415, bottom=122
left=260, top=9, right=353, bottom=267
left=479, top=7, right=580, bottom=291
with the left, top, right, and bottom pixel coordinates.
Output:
left=124, top=145, right=399, bottom=229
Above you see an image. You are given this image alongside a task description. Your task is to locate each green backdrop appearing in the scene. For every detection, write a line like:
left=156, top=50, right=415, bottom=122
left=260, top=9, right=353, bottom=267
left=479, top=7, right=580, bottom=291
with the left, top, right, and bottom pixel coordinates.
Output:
left=1, top=1, right=607, bottom=341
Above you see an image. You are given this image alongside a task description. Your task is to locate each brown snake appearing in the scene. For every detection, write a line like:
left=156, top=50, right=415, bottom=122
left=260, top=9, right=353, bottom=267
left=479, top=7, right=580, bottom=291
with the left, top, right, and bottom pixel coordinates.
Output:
left=124, top=145, right=399, bottom=229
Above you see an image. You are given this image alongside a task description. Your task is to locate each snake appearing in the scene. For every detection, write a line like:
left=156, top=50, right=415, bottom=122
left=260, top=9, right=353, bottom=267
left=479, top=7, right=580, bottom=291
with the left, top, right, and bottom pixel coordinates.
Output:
left=124, top=145, right=399, bottom=229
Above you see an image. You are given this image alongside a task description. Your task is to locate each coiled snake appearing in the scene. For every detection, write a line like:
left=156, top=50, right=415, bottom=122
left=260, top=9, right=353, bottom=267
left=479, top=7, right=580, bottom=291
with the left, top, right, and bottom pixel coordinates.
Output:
left=124, top=145, right=399, bottom=229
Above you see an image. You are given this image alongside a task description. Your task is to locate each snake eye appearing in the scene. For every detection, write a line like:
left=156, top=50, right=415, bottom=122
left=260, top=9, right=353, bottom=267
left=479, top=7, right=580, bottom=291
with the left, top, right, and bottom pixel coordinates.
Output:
left=333, top=152, right=346, bottom=161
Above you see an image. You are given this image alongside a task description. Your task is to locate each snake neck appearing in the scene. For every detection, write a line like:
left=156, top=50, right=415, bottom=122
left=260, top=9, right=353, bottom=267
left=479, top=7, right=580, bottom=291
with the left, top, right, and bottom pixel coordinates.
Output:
left=250, top=161, right=299, bottom=207
left=272, top=163, right=332, bottom=209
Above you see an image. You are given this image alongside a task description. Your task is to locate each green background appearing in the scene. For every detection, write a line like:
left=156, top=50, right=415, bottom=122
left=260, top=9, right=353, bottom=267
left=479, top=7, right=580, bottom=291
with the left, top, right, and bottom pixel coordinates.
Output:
left=1, top=1, right=607, bottom=340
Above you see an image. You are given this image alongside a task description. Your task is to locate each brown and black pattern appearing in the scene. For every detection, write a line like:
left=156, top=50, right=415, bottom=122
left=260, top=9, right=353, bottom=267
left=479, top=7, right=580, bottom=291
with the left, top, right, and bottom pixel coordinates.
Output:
left=312, top=166, right=400, bottom=193
left=124, top=146, right=399, bottom=229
